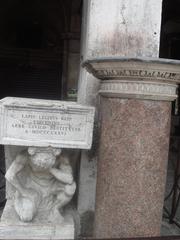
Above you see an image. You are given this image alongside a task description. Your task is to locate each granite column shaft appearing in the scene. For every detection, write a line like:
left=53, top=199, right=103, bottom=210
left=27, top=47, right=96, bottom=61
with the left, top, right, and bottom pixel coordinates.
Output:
left=83, top=58, right=180, bottom=238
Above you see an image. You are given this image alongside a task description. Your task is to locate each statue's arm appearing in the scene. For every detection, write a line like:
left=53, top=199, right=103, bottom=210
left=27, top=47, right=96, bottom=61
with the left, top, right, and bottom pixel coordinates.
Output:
left=5, top=152, right=27, bottom=195
left=49, top=156, right=73, bottom=185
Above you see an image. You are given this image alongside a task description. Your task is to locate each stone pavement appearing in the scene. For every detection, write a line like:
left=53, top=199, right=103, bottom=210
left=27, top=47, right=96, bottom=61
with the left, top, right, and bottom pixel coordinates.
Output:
left=161, top=219, right=180, bottom=236
left=161, top=151, right=180, bottom=236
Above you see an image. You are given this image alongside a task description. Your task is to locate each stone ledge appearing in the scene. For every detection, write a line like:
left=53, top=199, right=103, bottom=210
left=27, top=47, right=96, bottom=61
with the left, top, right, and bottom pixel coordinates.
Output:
left=0, top=223, right=74, bottom=240
left=83, top=57, right=180, bottom=83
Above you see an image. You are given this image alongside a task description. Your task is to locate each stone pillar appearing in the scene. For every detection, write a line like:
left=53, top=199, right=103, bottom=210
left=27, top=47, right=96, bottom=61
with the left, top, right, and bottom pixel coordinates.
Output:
left=77, top=0, right=163, bottom=236
left=83, top=58, right=180, bottom=238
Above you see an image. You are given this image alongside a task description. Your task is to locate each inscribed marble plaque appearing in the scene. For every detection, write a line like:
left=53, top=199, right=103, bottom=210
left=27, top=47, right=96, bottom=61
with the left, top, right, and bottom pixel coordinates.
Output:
left=0, top=97, right=95, bottom=149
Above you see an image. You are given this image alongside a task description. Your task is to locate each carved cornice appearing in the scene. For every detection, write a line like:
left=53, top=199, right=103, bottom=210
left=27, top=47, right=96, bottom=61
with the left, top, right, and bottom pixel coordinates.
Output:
left=95, top=68, right=180, bottom=83
left=83, top=57, right=180, bottom=101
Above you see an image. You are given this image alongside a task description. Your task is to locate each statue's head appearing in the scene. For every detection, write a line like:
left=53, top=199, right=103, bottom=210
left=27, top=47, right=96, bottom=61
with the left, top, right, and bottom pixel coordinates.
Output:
left=28, top=147, right=62, bottom=171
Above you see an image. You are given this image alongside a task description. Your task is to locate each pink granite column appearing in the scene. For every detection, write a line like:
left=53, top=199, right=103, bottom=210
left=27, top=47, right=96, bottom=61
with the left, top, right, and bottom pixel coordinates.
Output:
left=83, top=58, right=180, bottom=238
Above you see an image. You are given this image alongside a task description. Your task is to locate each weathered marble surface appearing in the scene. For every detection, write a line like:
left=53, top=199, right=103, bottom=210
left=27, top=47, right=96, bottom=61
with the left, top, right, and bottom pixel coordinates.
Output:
left=94, top=97, right=171, bottom=238
left=0, top=97, right=95, bottom=149
left=85, top=0, right=162, bottom=59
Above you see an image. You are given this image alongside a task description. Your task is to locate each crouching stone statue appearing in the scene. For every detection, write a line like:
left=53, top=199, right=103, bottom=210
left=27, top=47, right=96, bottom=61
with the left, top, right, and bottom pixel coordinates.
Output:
left=5, top=147, right=76, bottom=223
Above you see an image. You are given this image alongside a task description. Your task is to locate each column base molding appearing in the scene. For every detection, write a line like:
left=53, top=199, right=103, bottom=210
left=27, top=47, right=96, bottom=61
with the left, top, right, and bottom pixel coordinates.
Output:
left=99, top=80, right=177, bottom=101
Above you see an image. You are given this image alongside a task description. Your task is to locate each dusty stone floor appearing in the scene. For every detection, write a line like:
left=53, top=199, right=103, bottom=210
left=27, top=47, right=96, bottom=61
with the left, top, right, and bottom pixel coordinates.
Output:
left=161, top=219, right=180, bottom=236
left=161, top=151, right=180, bottom=236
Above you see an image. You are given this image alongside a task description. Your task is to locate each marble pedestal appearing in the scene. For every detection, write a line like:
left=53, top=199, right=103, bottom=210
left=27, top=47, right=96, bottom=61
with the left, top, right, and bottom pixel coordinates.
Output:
left=0, top=97, right=95, bottom=240
left=0, top=200, right=74, bottom=240
left=83, top=58, right=180, bottom=238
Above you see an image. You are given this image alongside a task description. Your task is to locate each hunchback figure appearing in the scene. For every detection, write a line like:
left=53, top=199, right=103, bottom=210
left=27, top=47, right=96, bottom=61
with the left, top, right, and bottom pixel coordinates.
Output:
left=5, top=147, right=76, bottom=223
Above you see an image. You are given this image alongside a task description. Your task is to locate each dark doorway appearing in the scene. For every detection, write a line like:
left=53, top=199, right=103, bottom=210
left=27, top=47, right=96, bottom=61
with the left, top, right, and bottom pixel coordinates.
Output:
left=0, top=0, right=82, bottom=100
left=0, top=0, right=67, bottom=100
left=0, top=49, right=62, bottom=100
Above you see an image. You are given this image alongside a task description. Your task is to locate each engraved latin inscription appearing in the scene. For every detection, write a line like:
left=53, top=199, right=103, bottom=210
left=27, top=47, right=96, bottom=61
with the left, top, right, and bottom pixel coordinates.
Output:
left=96, top=69, right=180, bottom=80
left=5, top=108, right=87, bottom=142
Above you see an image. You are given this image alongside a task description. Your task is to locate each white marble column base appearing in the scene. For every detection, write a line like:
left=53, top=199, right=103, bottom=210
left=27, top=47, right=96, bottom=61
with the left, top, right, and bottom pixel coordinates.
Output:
left=0, top=200, right=74, bottom=239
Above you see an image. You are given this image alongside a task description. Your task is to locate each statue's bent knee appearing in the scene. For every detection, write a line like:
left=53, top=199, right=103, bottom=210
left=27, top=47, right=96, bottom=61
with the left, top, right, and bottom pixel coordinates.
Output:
left=15, top=195, right=36, bottom=222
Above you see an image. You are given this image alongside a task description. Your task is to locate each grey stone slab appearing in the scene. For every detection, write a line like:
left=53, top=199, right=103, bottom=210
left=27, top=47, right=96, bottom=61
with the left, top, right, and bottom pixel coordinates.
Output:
left=0, top=223, right=74, bottom=239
